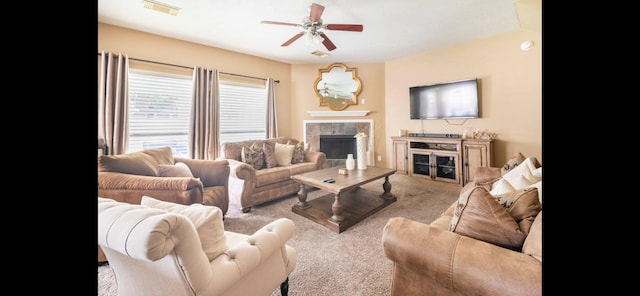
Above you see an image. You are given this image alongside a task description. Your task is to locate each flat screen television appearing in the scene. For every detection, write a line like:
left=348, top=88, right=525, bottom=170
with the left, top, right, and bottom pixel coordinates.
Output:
left=409, top=78, right=479, bottom=119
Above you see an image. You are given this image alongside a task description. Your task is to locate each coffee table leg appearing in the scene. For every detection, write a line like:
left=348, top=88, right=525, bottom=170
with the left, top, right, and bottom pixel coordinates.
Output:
left=295, top=184, right=310, bottom=209
left=380, top=175, right=393, bottom=199
left=330, top=193, right=344, bottom=222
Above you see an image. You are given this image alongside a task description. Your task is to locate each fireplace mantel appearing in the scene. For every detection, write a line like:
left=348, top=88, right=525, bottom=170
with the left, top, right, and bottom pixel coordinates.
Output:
left=307, top=110, right=370, bottom=117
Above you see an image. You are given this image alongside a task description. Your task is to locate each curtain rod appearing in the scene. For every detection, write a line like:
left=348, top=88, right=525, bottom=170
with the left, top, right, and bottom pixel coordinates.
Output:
left=97, top=53, right=279, bottom=83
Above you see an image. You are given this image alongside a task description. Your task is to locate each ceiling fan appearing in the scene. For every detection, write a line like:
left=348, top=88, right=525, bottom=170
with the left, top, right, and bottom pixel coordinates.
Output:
left=261, top=3, right=363, bottom=51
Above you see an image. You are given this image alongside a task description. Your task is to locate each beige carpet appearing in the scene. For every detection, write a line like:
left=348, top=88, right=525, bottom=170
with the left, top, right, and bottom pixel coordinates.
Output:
left=97, top=173, right=460, bottom=296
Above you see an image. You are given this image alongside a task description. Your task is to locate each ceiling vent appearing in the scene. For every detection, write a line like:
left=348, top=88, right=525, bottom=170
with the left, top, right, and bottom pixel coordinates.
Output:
left=143, top=0, right=181, bottom=16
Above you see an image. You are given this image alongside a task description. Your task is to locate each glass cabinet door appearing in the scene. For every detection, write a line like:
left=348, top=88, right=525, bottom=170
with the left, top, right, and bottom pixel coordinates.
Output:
left=433, top=153, right=460, bottom=184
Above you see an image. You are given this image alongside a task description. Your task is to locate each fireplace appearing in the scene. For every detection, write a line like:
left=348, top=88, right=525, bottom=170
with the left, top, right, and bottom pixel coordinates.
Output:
left=320, top=135, right=356, bottom=160
left=304, top=119, right=374, bottom=168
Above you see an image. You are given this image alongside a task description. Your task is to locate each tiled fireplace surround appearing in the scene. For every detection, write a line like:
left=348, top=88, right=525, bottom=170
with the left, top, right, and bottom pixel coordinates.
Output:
left=303, top=119, right=374, bottom=168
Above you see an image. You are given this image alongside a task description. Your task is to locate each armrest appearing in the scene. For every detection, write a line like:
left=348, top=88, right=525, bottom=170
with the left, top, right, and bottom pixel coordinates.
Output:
left=304, top=150, right=327, bottom=170
left=211, top=218, right=296, bottom=294
left=225, top=159, right=257, bottom=181
left=175, top=158, right=230, bottom=188
left=97, top=171, right=204, bottom=204
left=382, top=217, right=541, bottom=296
left=98, top=171, right=202, bottom=191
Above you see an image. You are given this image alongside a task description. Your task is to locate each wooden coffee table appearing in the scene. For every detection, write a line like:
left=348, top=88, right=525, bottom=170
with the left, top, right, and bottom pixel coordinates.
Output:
left=291, top=166, right=397, bottom=233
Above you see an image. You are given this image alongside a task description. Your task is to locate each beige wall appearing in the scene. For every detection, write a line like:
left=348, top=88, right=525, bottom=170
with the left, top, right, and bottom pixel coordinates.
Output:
left=98, top=22, right=541, bottom=168
left=385, top=29, right=542, bottom=166
left=288, top=63, right=386, bottom=164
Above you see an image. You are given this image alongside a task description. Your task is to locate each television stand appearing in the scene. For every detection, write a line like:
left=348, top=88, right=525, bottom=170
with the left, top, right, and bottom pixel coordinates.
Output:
left=391, top=136, right=493, bottom=185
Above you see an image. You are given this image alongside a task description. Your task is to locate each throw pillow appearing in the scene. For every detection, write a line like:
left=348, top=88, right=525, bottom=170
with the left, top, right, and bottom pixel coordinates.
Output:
left=501, top=152, right=526, bottom=175
left=501, top=157, right=540, bottom=190
left=241, top=142, right=265, bottom=170
left=274, top=142, right=295, bottom=166
left=526, top=181, right=542, bottom=205
left=98, top=151, right=159, bottom=176
left=449, top=183, right=528, bottom=250
left=263, top=141, right=278, bottom=168
left=140, top=196, right=227, bottom=261
left=291, top=141, right=306, bottom=164
left=157, top=162, right=194, bottom=177
left=490, top=178, right=516, bottom=197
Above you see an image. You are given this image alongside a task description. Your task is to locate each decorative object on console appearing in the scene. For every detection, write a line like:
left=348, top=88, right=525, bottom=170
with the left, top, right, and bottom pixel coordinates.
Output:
left=473, top=129, right=498, bottom=140
left=346, top=153, right=355, bottom=170
left=355, top=133, right=368, bottom=170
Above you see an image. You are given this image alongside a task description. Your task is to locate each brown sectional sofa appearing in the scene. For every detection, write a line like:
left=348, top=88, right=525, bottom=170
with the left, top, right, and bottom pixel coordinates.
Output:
left=219, top=137, right=326, bottom=213
left=382, top=156, right=542, bottom=295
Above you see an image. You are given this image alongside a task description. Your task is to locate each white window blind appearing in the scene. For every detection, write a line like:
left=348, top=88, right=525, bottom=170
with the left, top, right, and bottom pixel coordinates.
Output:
left=127, top=70, right=193, bottom=157
left=219, top=81, right=267, bottom=144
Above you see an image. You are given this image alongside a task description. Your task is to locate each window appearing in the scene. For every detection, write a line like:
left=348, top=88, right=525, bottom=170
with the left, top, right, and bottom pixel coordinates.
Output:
left=127, top=70, right=192, bottom=157
left=219, top=81, right=267, bottom=144
left=126, top=70, right=267, bottom=158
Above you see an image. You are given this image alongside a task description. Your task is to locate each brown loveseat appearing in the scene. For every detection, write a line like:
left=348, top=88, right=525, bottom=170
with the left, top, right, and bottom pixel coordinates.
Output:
left=98, top=146, right=230, bottom=262
left=219, top=137, right=326, bottom=213
left=382, top=155, right=542, bottom=295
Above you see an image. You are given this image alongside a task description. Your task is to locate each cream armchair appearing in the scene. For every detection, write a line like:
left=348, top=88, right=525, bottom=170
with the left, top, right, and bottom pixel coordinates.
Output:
left=98, top=197, right=297, bottom=296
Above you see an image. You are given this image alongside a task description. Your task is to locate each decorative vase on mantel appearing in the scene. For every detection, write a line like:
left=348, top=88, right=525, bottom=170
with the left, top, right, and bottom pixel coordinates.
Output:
left=355, top=133, right=368, bottom=170
left=346, top=154, right=355, bottom=170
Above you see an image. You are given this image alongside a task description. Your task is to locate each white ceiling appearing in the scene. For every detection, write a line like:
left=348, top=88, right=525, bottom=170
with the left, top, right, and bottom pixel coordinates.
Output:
left=98, top=0, right=537, bottom=65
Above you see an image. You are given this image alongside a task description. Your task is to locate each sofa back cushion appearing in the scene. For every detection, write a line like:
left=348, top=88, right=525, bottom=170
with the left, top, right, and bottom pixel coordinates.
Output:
left=220, top=137, right=295, bottom=161
left=98, top=147, right=174, bottom=176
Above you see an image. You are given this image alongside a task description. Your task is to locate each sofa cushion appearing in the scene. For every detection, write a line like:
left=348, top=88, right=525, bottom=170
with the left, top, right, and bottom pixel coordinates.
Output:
left=449, top=183, right=528, bottom=250
left=255, top=167, right=292, bottom=187
left=242, top=143, right=265, bottom=170
left=275, top=142, right=295, bottom=166
left=522, top=211, right=542, bottom=262
left=141, top=196, right=227, bottom=261
left=98, top=151, right=159, bottom=176
left=158, top=162, right=194, bottom=177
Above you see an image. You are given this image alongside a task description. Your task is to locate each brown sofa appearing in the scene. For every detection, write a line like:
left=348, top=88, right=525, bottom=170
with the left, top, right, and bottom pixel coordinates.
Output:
left=219, top=137, right=326, bottom=213
left=382, top=158, right=542, bottom=295
left=98, top=146, right=230, bottom=262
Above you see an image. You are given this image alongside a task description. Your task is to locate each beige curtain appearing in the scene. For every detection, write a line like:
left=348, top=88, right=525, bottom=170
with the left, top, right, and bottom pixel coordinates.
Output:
left=98, top=51, right=129, bottom=155
left=266, top=78, right=278, bottom=138
left=191, top=67, right=220, bottom=160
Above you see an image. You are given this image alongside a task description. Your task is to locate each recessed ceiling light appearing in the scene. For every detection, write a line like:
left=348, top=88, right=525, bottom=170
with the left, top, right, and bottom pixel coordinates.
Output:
left=311, top=50, right=329, bottom=57
left=520, top=41, right=533, bottom=51
left=143, top=0, right=181, bottom=16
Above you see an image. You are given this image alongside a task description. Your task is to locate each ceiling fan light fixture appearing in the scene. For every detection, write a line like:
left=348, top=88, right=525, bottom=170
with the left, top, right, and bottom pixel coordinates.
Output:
left=310, top=50, right=329, bottom=57
left=143, top=0, right=181, bottom=16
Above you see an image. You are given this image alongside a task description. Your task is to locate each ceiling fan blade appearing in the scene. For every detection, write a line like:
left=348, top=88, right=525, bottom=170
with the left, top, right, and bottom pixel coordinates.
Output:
left=309, top=3, right=325, bottom=22
left=281, top=32, right=305, bottom=47
left=319, top=33, right=336, bottom=51
left=325, top=24, right=364, bottom=32
left=261, top=20, right=300, bottom=27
